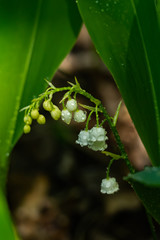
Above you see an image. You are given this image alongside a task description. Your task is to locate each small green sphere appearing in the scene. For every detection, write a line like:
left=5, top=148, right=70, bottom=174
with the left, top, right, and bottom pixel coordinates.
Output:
left=50, top=106, right=61, bottom=120
left=43, top=100, right=53, bottom=112
left=31, top=109, right=39, bottom=119
left=37, top=114, right=46, bottom=124
left=24, top=124, right=31, bottom=134
left=24, top=115, right=32, bottom=125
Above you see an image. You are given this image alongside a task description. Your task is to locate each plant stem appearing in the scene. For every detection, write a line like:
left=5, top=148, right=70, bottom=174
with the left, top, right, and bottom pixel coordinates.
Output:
left=72, top=87, right=135, bottom=173
left=99, top=103, right=135, bottom=174
left=106, top=158, right=115, bottom=179
left=95, top=104, right=99, bottom=126
left=146, top=211, right=158, bottom=240
left=85, top=110, right=94, bottom=131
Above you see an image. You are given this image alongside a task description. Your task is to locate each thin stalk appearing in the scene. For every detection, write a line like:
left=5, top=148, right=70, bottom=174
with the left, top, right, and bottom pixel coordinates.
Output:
left=85, top=110, right=94, bottom=131
left=95, top=105, right=99, bottom=126
left=102, top=151, right=123, bottom=160
left=99, top=103, right=135, bottom=174
left=106, top=158, right=115, bottom=179
left=146, top=211, right=158, bottom=240
left=100, top=119, right=107, bottom=126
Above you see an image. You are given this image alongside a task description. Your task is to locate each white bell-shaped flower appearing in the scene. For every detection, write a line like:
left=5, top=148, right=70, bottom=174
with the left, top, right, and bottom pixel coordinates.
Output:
left=76, top=130, right=90, bottom=147
left=88, top=127, right=108, bottom=151
left=66, top=99, right=77, bottom=112
left=61, top=109, right=72, bottom=124
left=88, top=141, right=107, bottom=151
left=76, top=127, right=108, bottom=151
left=74, top=110, right=87, bottom=123
left=101, top=177, right=119, bottom=194
left=89, top=127, right=108, bottom=142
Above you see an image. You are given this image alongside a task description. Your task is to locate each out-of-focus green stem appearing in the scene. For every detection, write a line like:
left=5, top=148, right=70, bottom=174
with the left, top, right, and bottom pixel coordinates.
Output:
left=99, top=103, right=135, bottom=174
left=146, top=211, right=158, bottom=240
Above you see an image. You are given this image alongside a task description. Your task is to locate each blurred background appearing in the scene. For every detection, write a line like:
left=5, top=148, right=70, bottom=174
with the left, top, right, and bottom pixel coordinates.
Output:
left=7, top=25, right=158, bottom=240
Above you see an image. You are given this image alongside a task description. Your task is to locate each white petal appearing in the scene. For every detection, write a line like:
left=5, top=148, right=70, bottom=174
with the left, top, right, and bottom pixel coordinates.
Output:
left=88, top=141, right=107, bottom=151
left=61, top=109, right=72, bottom=124
left=66, top=99, right=77, bottom=112
left=101, top=178, right=119, bottom=194
left=74, top=110, right=87, bottom=123
left=76, top=130, right=90, bottom=147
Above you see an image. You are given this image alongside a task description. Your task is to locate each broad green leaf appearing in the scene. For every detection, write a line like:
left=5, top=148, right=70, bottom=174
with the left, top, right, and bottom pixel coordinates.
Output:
left=77, top=0, right=160, bottom=166
left=126, top=167, right=160, bottom=223
left=0, top=0, right=81, bottom=169
left=127, top=166, right=160, bottom=186
left=0, top=189, right=16, bottom=239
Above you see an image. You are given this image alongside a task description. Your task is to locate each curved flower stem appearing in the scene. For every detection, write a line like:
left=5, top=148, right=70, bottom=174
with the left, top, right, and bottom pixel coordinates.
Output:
left=106, top=158, right=115, bottom=179
left=99, top=103, right=135, bottom=174
left=95, top=104, right=99, bottom=127
left=85, top=110, right=94, bottom=131
left=100, top=119, right=107, bottom=126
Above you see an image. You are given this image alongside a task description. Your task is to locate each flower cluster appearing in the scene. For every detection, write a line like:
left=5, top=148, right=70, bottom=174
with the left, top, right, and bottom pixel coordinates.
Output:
left=61, top=99, right=87, bottom=124
left=23, top=99, right=61, bottom=134
left=23, top=96, right=87, bottom=134
left=43, top=100, right=61, bottom=121
left=100, top=177, right=119, bottom=194
left=22, top=80, right=123, bottom=196
left=76, top=126, right=108, bottom=151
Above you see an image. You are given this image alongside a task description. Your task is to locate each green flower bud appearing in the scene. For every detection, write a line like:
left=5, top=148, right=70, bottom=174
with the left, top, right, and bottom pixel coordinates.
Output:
left=50, top=106, right=61, bottom=120
left=43, top=100, right=53, bottom=112
left=37, top=114, right=46, bottom=124
left=24, top=124, right=31, bottom=134
left=24, top=115, right=32, bottom=125
left=31, top=109, right=39, bottom=119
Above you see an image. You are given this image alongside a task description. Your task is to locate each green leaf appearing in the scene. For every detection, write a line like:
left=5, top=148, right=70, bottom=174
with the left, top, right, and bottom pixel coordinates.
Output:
left=126, top=167, right=160, bottom=223
left=77, top=0, right=160, bottom=166
left=74, top=76, right=81, bottom=88
left=0, top=0, right=81, bottom=167
left=0, top=189, right=16, bottom=239
left=127, top=166, right=160, bottom=186
left=113, top=100, right=122, bottom=126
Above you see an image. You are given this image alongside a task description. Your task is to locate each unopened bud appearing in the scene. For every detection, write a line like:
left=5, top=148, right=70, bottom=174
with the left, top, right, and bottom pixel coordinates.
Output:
left=50, top=105, right=61, bottom=120
left=37, top=114, right=46, bottom=124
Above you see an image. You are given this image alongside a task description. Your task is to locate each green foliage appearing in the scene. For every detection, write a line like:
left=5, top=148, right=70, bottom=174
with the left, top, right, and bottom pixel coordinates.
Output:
left=77, top=0, right=160, bottom=166
left=0, top=0, right=160, bottom=236
left=0, top=1, right=81, bottom=238
left=0, top=189, right=16, bottom=239
left=127, top=166, right=160, bottom=186
left=0, top=0, right=82, bottom=169
left=126, top=167, right=160, bottom=224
